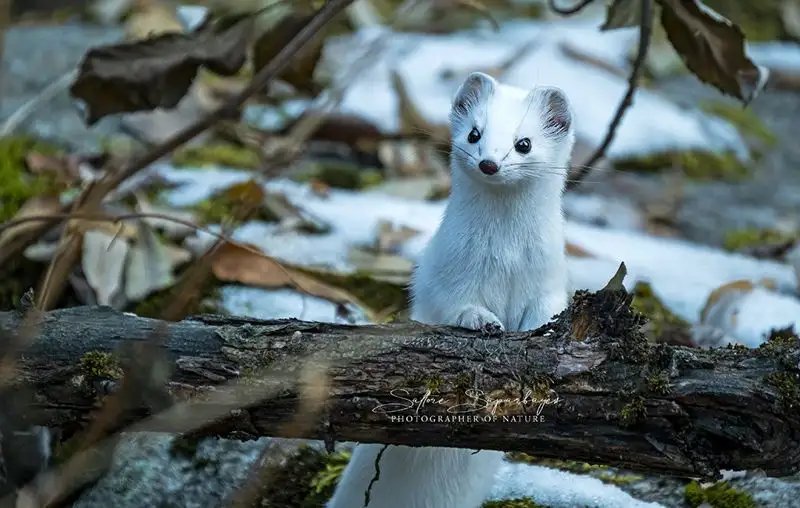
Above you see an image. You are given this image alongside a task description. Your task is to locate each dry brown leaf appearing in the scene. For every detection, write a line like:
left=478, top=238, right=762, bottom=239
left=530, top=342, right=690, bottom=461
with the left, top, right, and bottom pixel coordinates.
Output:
left=565, top=242, right=594, bottom=258
left=24, top=152, right=84, bottom=186
left=659, top=0, right=769, bottom=104
left=211, top=243, right=367, bottom=308
left=0, top=196, right=62, bottom=253
left=309, top=179, right=330, bottom=197
left=70, top=11, right=255, bottom=124
left=125, top=0, right=185, bottom=41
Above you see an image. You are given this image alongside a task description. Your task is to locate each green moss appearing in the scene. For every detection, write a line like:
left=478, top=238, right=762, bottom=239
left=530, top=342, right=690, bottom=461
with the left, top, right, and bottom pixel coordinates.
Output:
left=0, top=135, right=64, bottom=222
left=699, top=100, right=777, bottom=148
left=79, top=351, right=122, bottom=379
left=613, top=150, right=749, bottom=181
left=765, top=371, right=800, bottom=409
left=482, top=498, right=545, bottom=508
left=307, top=450, right=352, bottom=503
left=647, top=372, right=671, bottom=395
left=172, top=143, right=261, bottom=170
left=193, top=185, right=278, bottom=225
left=722, top=227, right=798, bottom=252
left=257, top=445, right=352, bottom=508
left=293, top=163, right=384, bottom=190
left=620, top=395, right=647, bottom=426
left=684, top=480, right=757, bottom=508
left=631, top=282, right=690, bottom=342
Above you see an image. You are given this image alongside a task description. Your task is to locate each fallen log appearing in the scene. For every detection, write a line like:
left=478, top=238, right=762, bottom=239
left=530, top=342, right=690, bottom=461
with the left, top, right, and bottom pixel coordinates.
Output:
left=0, top=277, right=799, bottom=481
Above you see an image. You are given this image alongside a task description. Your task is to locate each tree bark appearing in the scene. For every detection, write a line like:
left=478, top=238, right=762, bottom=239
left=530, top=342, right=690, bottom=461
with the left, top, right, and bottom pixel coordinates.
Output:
left=0, top=285, right=799, bottom=481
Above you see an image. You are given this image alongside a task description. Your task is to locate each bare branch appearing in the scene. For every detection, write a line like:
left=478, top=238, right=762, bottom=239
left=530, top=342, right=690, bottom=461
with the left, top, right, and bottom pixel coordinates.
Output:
left=0, top=286, right=798, bottom=480
left=567, top=0, right=653, bottom=190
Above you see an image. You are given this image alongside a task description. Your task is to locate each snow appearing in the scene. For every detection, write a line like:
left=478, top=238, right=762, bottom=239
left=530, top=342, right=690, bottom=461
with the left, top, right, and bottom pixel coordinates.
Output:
left=316, top=22, right=748, bottom=160
left=166, top=7, right=800, bottom=506
left=489, top=462, right=663, bottom=508
left=747, top=42, right=800, bottom=73
left=159, top=165, right=799, bottom=346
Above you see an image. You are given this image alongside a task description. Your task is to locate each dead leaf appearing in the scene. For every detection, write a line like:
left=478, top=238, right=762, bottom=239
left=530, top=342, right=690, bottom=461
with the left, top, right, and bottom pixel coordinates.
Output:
left=565, top=242, right=594, bottom=258
left=375, top=220, right=420, bottom=254
left=699, top=278, right=776, bottom=324
left=24, top=152, right=84, bottom=185
left=125, top=0, right=185, bottom=41
left=0, top=196, right=62, bottom=253
left=659, top=0, right=769, bottom=104
left=601, top=0, right=642, bottom=31
left=309, top=179, right=330, bottom=197
left=252, top=11, right=327, bottom=94
left=211, top=243, right=369, bottom=310
left=70, top=13, right=255, bottom=124
left=124, top=220, right=177, bottom=301
left=81, top=229, right=129, bottom=307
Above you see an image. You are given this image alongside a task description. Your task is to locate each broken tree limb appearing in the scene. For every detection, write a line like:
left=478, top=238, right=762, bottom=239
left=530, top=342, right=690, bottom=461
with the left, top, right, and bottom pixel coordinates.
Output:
left=0, top=285, right=799, bottom=480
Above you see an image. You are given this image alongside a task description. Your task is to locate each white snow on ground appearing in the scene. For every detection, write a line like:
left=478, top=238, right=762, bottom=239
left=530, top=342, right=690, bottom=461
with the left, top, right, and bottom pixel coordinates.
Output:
left=316, top=22, right=746, bottom=160
left=488, top=462, right=664, bottom=508
left=168, top=7, right=800, bottom=505
left=159, top=165, right=800, bottom=350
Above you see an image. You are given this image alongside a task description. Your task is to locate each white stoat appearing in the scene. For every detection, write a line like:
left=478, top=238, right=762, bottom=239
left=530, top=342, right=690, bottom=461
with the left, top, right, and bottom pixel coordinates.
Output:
left=326, top=72, right=576, bottom=508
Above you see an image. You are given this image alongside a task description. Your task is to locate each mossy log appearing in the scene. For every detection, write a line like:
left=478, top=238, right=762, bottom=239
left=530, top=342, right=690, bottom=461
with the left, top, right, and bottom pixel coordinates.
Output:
left=0, top=284, right=799, bottom=481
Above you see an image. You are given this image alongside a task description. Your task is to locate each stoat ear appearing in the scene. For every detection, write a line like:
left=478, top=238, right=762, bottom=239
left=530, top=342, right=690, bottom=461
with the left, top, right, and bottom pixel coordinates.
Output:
left=535, top=86, right=572, bottom=137
left=452, top=72, right=496, bottom=118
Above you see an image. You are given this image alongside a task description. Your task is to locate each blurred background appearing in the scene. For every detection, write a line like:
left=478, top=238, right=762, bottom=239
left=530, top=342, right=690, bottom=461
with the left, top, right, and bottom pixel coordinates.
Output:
left=2, top=0, right=800, bottom=506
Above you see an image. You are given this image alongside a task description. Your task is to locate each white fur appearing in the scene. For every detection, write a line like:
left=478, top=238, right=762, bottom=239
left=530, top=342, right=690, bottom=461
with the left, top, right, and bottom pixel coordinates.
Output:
left=327, top=73, right=575, bottom=508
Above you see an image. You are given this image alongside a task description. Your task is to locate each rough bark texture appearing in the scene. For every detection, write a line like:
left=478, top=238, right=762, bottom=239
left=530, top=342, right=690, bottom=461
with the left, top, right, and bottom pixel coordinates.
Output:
left=0, top=286, right=799, bottom=482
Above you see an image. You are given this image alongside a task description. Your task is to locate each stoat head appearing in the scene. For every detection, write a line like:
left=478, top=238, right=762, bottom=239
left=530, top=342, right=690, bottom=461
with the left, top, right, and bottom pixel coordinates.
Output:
left=449, top=72, right=575, bottom=189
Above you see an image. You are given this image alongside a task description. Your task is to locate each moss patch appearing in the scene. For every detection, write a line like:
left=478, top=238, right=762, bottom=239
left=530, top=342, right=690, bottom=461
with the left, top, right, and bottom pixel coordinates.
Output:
left=631, top=282, right=691, bottom=343
left=172, top=143, right=261, bottom=170
left=257, top=445, right=351, bottom=508
left=684, top=480, right=757, bottom=508
left=764, top=371, right=800, bottom=410
left=613, top=150, right=749, bottom=181
left=79, top=351, right=122, bottom=379
left=0, top=135, right=64, bottom=222
left=293, top=162, right=384, bottom=190
left=619, top=395, right=647, bottom=426
left=699, top=100, right=777, bottom=148
left=722, top=227, right=798, bottom=252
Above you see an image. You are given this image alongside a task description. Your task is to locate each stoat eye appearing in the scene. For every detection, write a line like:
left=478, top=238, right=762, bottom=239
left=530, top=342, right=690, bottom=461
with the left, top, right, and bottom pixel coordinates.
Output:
left=467, top=128, right=481, bottom=144
left=514, top=138, right=531, bottom=154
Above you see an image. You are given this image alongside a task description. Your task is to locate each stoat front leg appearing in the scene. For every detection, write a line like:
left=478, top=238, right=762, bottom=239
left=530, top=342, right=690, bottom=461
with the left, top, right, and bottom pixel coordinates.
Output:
left=453, top=304, right=504, bottom=334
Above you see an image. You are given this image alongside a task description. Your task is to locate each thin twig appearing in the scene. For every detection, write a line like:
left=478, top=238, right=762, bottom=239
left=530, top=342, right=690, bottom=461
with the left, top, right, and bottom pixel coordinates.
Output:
left=23, top=0, right=357, bottom=311
left=547, top=0, right=597, bottom=16
left=0, top=70, right=78, bottom=137
left=566, top=0, right=652, bottom=190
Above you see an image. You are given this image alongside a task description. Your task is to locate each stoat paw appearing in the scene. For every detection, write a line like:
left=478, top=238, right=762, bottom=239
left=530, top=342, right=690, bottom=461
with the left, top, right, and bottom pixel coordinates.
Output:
left=455, top=306, right=504, bottom=336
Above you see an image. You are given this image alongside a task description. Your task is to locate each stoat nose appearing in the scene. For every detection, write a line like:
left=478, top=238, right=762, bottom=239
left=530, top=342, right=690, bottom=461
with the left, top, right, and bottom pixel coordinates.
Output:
left=478, top=159, right=498, bottom=175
